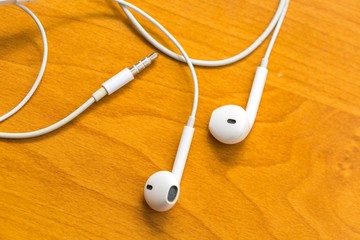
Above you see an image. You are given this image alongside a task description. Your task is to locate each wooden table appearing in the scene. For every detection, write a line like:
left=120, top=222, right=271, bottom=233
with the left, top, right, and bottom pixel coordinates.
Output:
left=1, top=0, right=359, bottom=239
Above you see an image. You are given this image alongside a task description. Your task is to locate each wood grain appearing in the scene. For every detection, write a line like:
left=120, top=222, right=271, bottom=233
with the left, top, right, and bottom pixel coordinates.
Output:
left=1, top=0, right=360, bottom=239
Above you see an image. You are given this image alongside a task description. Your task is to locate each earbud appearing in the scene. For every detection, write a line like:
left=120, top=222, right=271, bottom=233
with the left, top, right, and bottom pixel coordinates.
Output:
left=209, top=105, right=250, bottom=144
left=144, top=171, right=180, bottom=212
left=144, top=124, right=194, bottom=212
left=209, top=66, right=268, bottom=144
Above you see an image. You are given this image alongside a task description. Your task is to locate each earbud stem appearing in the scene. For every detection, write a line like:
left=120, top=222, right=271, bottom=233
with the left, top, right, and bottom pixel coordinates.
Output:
left=172, top=125, right=195, bottom=182
left=245, top=66, right=268, bottom=127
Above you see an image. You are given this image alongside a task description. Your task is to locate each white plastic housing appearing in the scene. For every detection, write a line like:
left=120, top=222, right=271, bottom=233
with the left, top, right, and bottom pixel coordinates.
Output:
left=209, top=66, right=268, bottom=144
left=144, top=171, right=180, bottom=212
left=246, top=66, right=268, bottom=126
left=144, top=126, right=194, bottom=212
left=102, top=68, right=134, bottom=95
left=209, top=105, right=250, bottom=144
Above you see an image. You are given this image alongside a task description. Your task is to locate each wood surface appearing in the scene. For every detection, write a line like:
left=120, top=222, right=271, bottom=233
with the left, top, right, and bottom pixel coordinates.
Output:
left=1, top=0, right=360, bottom=239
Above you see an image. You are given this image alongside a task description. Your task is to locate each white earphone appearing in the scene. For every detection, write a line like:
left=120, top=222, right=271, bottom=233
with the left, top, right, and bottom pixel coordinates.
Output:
left=144, top=124, right=194, bottom=212
left=209, top=67, right=268, bottom=144
left=115, top=1, right=200, bottom=212
left=1, top=0, right=291, bottom=212
left=119, top=0, right=290, bottom=145
left=117, top=0, right=290, bottom=211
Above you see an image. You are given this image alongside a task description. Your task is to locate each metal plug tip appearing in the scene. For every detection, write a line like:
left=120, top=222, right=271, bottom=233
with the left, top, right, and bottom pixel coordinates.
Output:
left=149, top=52, right=158, bottom=61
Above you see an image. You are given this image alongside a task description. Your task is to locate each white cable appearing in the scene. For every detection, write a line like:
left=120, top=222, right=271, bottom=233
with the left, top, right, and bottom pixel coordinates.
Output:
left=0, top=1, right=286, bottom=139
left=117, top=0, right=287, bottom=67
left=115, top=0, right=199, bottom=125
left=261, top=0, right=290, bottom=68
left=0, top=97, right=95, bottom=139
left=0, top=4, right=48, bottom=122
left=0, top=55, right=158, bottom=139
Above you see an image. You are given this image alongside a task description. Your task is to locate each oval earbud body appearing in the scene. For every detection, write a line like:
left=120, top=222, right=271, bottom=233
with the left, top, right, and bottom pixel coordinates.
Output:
left=144, top=125, right=194, bottom=212
left=209, top=105, right=251, bottom=144
left=144, top=171, right=180, bottom=212
left=208, top=67, right=268, bottom=145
